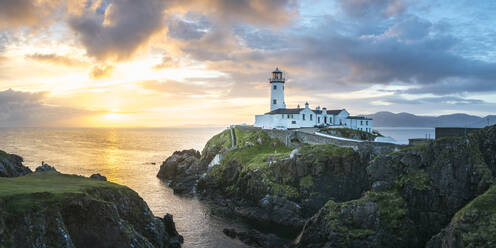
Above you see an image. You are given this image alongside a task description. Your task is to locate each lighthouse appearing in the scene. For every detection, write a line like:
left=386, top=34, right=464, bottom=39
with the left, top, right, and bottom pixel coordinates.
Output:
left=270, top=67, right=286, bottom=111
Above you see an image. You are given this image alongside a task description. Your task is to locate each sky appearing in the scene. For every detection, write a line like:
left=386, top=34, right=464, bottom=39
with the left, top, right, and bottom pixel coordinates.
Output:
left=0, top=0, right=495, bottom=127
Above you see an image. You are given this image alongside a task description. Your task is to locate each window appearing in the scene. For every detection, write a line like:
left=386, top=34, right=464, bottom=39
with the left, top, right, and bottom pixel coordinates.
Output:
left=287, top=114, right=290, bottom=118
left=282, top=114, right=284, bottom=119
left=273, top=99, right=277, bottom=104
left=310, top=114, right=313, bottom=121
left=303, top=114, right=306, bottom=120
left=361, top=120, right=363, bottom=125
left=273, top=85, right=277, bottom=90
left=366, top=121, right=369, bottom=125
left=318, top=117, right=320, bottom=123
left=324, top=117, right=327, bottom=123
left=292, top=121, right=296, bottom=124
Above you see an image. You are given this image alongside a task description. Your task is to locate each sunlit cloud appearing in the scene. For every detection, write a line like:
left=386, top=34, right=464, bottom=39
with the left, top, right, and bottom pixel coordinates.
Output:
left=25, top=53, right=88, bottom=67
left=90, top=64, right=115, bottom=79
left=0, top=0, right=495, bottom=127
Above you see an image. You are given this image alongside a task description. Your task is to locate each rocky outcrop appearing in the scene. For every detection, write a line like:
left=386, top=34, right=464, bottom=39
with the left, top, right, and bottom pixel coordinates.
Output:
left=296, top=191, right=416, bottom=248
left=156, top=149, right=204, bottom=195
left=0, top=171, right=183, bottom=248
left=223, top=228, right=289, bottom=248
left=197, top=128, right=370, bottom=237
left=0, top=150, right=32, bottom=177
left=426, top=185, right=496, bottom=248
left=35, top=162, right=57, bottom=172
left=90, top=173, right=108, bottom=181
left=296, top=125, right=496, bottom=248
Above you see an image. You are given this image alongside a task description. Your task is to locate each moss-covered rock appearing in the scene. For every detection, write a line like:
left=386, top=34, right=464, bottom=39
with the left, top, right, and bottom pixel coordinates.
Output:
left=197, top=128, right=370, bottom=236
left=426, top=185, right=496, bottom=248
left=0, top=171, right=183, bottom=248
left=297, top=191, right=417, bottom=248
left=298, top=125, right=496, bottom=248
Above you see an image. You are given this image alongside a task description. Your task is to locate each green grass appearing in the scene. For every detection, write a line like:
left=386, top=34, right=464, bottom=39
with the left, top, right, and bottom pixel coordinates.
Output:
left=0, top=171, right=126, bottom=212
left=449, top=185, right=496, bottom=247
left=0, top=150, right=8, bottom=159
left=201, top=129, right=232, bottom=157
left=454, top=185, right=496, bottom=221
left=224, top=129, right=292, bottom=170
left=299, top=144, right=356, bottom=163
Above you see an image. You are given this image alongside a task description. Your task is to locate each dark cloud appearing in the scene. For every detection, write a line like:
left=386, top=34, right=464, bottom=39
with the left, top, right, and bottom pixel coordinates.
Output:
left=0, top=0, right=59, bottom=28
left=69, top=0, right=166, bottom=61
left=25, top=53, right=88, bottom=67
left=0, top=89, right=94, bottom=127
left=89, top=64, right=114, bottom=79
left=167, top=17, right=209, bottom=40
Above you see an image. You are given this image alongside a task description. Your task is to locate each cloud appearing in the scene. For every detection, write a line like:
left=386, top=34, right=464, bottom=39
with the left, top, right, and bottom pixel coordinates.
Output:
left=141, top=79, right=230, bottom=97
left=25, top=53, right=88, bottom=67
left=90, top=64, right=114, bottom=79
left=0, top=0, right=60, bottom=28
left=169, top=0, right=298, bottom=27
left=0, top=89, right=94, bottom=127
left=337, top=0, right=408, bottom=19
left=167, top=16, right=209, bottom=40
left=69, top=0, right=167, bottom=61
left=153, top=54, right=180, bottom=69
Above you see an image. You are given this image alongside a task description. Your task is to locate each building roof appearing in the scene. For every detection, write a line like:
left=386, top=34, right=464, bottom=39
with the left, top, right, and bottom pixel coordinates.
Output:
left=312, top=109, right=344, bottom=115
left=266, top=108, right=347, bottom=115
left=347, top=116, right=372, bottom=120
left=265, top=108, right=302, bottom=115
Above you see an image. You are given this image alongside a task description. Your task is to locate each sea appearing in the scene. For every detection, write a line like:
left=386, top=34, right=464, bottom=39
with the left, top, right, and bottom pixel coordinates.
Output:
left=0, top=126, right=434, bottom=247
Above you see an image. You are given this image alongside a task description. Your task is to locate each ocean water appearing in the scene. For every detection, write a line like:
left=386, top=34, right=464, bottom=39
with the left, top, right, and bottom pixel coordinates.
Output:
left=0, top=127, right=250, bottom=248
left=375, top=127, right=435, bottom=144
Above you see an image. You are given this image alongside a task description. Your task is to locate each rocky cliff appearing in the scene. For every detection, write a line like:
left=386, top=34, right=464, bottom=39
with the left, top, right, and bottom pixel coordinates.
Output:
left=156, top=125, right=496, bottom=247
left=0, top=167, right=183, bottom=247
left=296, top=125, right=496, bottom=248
left=193, top=128, right=371, bottom=238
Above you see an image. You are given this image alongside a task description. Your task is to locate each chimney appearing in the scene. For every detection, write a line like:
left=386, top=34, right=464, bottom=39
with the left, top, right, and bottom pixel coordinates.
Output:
left=316, top=106, right=321, bottom=111
left=305, top=102, right=309, bottom=109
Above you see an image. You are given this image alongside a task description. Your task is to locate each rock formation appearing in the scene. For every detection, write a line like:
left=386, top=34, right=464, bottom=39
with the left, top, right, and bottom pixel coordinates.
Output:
left=0, top=162, right=183, bottom=247
left=90, top=173, right=107, bottom=181
left=156, top=149, right=205, bottom=195
left=296, top=125, right=496, bottom=247
left=0, top=150, right=32, bottom=177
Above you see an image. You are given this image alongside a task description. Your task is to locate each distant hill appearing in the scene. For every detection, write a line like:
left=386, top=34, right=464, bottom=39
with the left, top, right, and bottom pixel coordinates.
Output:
left=365, top=111, right=496, bottom=128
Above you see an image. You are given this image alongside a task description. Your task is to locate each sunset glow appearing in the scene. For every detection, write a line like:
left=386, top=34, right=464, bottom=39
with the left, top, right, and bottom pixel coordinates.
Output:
left=1, top=0, right=495, bottom=128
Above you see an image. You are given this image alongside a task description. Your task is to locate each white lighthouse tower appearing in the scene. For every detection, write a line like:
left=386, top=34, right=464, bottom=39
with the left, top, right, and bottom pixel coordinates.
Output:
left=270, top=67, right=286, bottom=111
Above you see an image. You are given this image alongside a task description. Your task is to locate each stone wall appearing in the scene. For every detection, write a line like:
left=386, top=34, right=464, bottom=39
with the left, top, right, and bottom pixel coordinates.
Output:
left=435, top=127, right=480, bottom=139
left=235, top=125, right=404, bottom=155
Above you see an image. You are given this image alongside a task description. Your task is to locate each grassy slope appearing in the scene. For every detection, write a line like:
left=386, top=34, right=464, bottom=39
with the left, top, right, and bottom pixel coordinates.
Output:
left=207, top=127, right=359, bottom=200
left=227, top=127, right=292, bottom=170
left=0, top=150, right=8, bottom=159
left=0, top=171, right=126, bottom=212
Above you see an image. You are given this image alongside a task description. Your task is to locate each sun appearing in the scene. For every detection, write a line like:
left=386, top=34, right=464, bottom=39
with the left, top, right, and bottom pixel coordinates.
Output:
left=103, top=113, right=123, bottom=122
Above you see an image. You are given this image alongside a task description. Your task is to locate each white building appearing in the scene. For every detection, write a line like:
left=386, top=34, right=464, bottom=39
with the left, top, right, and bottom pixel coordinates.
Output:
left=254, top=68, right=373, bottom=132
